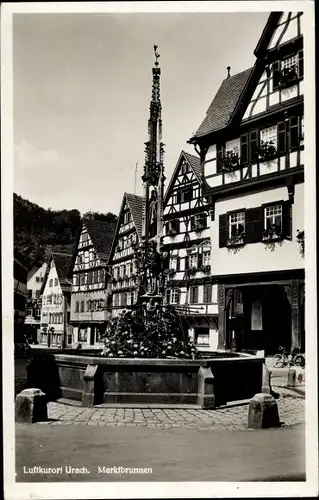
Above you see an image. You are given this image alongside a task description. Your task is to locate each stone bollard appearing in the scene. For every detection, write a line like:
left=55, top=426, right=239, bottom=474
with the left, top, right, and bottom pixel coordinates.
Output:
left=287, top=368, right=296, bottom=387
left=248, top=393, right=280, bottom=429
left=197, top=365, right=215, bottom=409
left=15, top=388, right=47, bottom=423
left=82, top=364, right=101, bottom=407
left=262, top=363, right=271, bottom=394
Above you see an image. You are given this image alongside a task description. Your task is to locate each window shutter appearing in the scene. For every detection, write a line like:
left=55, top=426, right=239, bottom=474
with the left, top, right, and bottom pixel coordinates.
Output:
left=298, top=50, right=304, bottom=78
left=184, top=256, right=189, bottom=270
left=197, top=253, right=203, bottom=269
left=288, top=116, right=300, bottom=150
left=176, top=256, right=180, bottom=271
left=190, top=216, right=195, bottom=231
left=176, top=190, right=181, bottom=203
left=282, top=201, right=292, bottom=240
left=194, top=286, right=199, bottom=303
left=176, top=219, right=180, bottom=234
left=277, top=121, right=287, bottom=154
left=240, top=134, right=249, bottom=165
left=216, top=144, right=224, bottom=172
left=245, top=207, right=263, bottom=243
left=250, top=130, right=259, bottom=162
left=219, top=214, right=229, bottom=248
left=272, top=61, right=281, bottom=90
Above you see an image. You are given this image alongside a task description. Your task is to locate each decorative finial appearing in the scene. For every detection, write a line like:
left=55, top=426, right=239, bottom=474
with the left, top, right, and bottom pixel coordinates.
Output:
left=154, top=45, right=160, bottom=66
left=227, top=66, right=231, bottom=79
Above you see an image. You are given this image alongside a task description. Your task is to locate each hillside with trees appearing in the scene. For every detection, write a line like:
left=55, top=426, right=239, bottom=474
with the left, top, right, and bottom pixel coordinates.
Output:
left=14, top=193, right=118, bottom=267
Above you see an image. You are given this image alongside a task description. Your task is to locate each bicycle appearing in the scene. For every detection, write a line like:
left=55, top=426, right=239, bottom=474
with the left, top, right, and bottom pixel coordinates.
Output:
left=272, top=346, right=305, bottom=368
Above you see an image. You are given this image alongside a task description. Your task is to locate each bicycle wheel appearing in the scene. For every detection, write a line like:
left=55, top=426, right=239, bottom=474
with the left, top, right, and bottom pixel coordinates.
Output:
left=294, top=354, right=305, bottom=368
left=273, top=353, right=285, bottom=368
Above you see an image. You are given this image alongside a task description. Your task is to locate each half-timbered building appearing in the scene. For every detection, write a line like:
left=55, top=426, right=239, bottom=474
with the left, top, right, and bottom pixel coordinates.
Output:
left=163, top=150, right=218, bottom=350
left=70, top=219, right=116, bottom=348
left=40, top=252, right=73, bottom=348
left=108, top=193, right=143, bottom=317
left=188, top=11, right=305, bottom=355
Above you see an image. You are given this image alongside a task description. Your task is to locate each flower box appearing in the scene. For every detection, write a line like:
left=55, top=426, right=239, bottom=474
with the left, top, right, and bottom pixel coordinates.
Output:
left=227, top=232, right=245, bottom=247
left=200, top=265, right=211, bottom=274
left=188, top=267, right=197, bottom=276
left=262, top=227, right=282, bottom=242
left=167, top=229, right=177, bottom=237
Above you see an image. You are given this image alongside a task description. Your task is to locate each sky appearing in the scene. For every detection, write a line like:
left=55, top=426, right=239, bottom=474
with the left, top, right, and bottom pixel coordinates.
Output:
left=13, top=11, right=270, bottom=216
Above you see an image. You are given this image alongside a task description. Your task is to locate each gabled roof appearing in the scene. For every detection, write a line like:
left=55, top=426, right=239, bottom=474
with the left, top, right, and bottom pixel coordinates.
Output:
left=40, top=251, right=73, bottom=294
left=83, top=218, right=117, bottom=262
left=125, top=193, right=144, bottom=238
left=190, top=67, right=253, bottom=140
left=107, top=192, right=144, bottom=264
left=53, top=252, right=73, bottom=286
left=164, top=150, right=202, bottom=205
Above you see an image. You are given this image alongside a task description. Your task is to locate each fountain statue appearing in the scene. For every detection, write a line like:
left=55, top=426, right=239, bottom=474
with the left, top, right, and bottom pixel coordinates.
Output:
left=102, top=46, right=197, bottom=359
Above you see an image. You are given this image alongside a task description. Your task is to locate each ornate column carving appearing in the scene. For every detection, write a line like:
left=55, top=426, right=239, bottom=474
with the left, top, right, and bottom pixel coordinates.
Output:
left=284, top=279, right=301, bottom=351
left=217, top=284, right=226, bottom=350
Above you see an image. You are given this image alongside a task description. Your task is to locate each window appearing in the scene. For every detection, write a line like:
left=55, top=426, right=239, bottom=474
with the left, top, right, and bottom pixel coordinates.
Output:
left=80, top=301, right=85, bottom=313
left=27, top=290, right=32, bottom=298
left=126, top=263, right=131, bottom=277
left=170, top=255, right=180, bottom=271
left=130, top=291, right=135, bottom=305
left=272, top=51, right=303, bottom=91
left=181, top=187, right=193, bottom=203
left=189, top=286, right=198, bottom=304
left=203, top=285, right=212, bottom=303
left=180, top=161, right=189, bottom=174
left=194, top=327, right=210, bottom=346
left=35, top=308, right=41, bottom=317
left=124, top=212, right=131, bottom=224
left=36, top=276, right=40, bottom=283
left=54, top=278, right=58, bottom=286
left=166, top=219, right=179, bottom=236
left=264, top=204, right=282, bottom=233
left=191, top=214, right=207, bottom=231
left=47, top=295, right=52, bottom=305
left=49, top=279, right=53, bottom=287
left=229, top=212, right=245, bottom=238
left=225, top=138, right=240, bottom=155
left=260, top=125, right=277, bottom=148
left=165, top=288, right=171, bottom=304
left=80, top=274, right=85, bottom=286
left=75, top=301, right=79, bottom=313
left=203, top=252, right=210, bottom=266
left=78, top=328, right=87, bottom=342
left=27, top=307, right=33, bottom=316
left=114, top=267, right=119, bottom=279
left=189, top=253, right=198, bottom=269
left=113, top=294, right=119, bottom=307
left=171, top=288, right=180, bottom=304
left=35, top=290, right=40, bottom=298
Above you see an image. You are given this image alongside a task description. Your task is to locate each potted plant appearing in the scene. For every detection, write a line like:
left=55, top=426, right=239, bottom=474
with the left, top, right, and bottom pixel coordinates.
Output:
left=200, top=265, right=211, bottom=274
left=279, top=65, right=298, bottom=88
left=258, top=140, right=277, bottom=162
left=296, top=229, right=305, bottom=257
left=222, top=151, right=240, bottom=172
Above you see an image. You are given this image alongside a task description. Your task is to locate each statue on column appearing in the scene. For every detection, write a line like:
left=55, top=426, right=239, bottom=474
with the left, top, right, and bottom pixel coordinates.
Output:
left=148, top=189, right=158, bottom=239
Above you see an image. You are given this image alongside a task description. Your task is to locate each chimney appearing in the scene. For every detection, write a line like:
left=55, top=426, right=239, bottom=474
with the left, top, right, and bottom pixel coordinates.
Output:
left=227, top=66, right=231, bottom=79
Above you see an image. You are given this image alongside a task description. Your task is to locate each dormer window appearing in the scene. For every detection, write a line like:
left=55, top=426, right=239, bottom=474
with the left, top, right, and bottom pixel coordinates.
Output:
left=123, top=212, right=131, bottom=224
left=180, top=161, right=189, bottom=175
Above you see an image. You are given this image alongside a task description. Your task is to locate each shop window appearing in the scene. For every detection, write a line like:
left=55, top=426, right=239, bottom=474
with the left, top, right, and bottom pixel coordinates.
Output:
left=194, top=327, right=210, bottom=346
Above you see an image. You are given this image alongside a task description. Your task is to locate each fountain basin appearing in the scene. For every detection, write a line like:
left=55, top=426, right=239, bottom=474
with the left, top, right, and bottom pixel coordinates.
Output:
left=25, top=352, right=264, bottom=409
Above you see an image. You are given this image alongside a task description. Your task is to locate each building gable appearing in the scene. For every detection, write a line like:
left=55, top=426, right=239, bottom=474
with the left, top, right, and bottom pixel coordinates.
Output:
left=240, top=12, right=304, bottom=123
left=108, top=193, right=143, bottom=264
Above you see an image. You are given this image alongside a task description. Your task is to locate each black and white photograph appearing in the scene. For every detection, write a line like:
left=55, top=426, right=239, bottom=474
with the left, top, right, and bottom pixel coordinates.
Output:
left=2, top=1, right=317, bottom=498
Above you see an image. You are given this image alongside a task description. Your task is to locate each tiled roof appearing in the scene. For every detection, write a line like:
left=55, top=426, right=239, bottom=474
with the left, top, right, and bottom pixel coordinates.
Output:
left=182, top=150, right=201, bottom=180
left=125, top=193, right=144, bottom=238
left=83, top=219, right=117, bottom=261
left=51, top=252, right=73, bottom=285
left=193, top=68, right=253, bottom=139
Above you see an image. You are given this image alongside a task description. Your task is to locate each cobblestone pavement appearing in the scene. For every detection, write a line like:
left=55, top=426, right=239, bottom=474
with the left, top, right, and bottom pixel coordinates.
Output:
left=37, top=386, right=304, bottom=431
